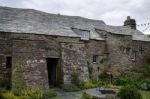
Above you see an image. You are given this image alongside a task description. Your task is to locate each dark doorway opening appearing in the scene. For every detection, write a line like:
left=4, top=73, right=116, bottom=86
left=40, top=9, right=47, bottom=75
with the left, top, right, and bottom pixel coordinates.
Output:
left=46, top=58, right=58, bottom=87
left=6, top=56, right=12, bottom=89
left=6, top=56, right=12, bottom=68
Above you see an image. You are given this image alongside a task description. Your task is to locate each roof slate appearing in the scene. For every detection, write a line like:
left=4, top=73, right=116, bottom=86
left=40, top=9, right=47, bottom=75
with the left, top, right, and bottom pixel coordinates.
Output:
left=0, top=6, right=150, bottom=42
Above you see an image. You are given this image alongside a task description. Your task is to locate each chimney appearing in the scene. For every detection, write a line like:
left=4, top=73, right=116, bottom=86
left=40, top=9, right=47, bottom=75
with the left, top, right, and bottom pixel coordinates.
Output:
left=124, top=16, right=136, bottom=29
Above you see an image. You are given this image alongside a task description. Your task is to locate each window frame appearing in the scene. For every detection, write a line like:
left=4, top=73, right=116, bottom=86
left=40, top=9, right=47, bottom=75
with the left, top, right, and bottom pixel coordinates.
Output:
left=93, top=55, right=98, bottom=63
left=80, top=30, right=90, bottom=40
left=71, top=27, right=90, bottom=40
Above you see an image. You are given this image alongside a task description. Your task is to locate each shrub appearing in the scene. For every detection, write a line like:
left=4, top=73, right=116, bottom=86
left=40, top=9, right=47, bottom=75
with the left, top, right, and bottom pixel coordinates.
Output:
left=1, top=91, right=15, bottom=99
left=43, top=90, right=57, bottom=99
left=118, top=85, right=142, bottom=99
left=71, top=68, right=80, bottom=86
left=114, top=76, right=136, bottom=86
left=21, top=88, right=43, bottom=99
left=137, top=78, right=150, bottom=91
left=79, top=80, right=104, bottom=90
left=61, top=84, right=80, bottom=92
left=98, top=71, right=108, bottom=81
left=105, top=84, right=123, bottom=90
left=0, top=88, right=57, bottom=99
left=12, top=62, right=26, bottom=95
left=82, top=81, right=97, bottom=89
left=131, top=64, right=150, bottom=78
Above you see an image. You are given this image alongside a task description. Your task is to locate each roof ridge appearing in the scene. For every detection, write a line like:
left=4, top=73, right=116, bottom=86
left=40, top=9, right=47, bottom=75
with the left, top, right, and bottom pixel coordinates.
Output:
left=0, top=6, right=105, bottom=24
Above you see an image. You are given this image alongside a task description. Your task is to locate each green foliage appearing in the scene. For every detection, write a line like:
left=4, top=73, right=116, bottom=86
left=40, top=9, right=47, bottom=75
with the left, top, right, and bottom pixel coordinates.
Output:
left=79, top=80, right=104, bottom=90
left=137, top=78, right=150, bottom=91
left=43, top=90, right=57, bottom=99
left=147, top=35, right=150, bottom=38
left=71, top=67, right=80, bottom=86
left=0, top=90, right=26, bottom=99
left=60, top=84, right=80, bottom=92
left=12, top=62, right=26, bottom=95
left=83, top=81, right=97, bottom=89
left=114, top=76, right=136, bottom=86
left=98, top=71, right=108, bottom=80
left=81, top=92, right=93, bottom=99
left=98, top=70, right=111, bottom=83
left=140, top=91, right=150, bottom=99
left=118, top=85, right=142, bottom=99
left=131, top=64, right=150, bottom=77
left=105, top=84, right=123, bottom=89
left=87, top=62, right=92, bottom=79
left=1, top=91, right=16, bottom=99
left=0, top=88, right=57, bottom=99
left=21, top=88, right=43, bottom=99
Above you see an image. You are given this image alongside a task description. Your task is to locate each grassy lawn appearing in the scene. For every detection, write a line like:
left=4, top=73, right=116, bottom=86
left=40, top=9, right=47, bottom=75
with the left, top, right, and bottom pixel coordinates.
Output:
left=140, top=91, right=150, bottom=99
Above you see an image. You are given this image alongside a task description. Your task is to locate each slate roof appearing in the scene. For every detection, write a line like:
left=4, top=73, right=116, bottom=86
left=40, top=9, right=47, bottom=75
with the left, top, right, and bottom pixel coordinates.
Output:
left=0, top=6, right=150, bottom=42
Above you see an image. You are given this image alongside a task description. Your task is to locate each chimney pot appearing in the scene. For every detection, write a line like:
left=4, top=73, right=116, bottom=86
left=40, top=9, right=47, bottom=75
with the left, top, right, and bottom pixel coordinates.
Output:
left=124, top=16, right=136, bottom=29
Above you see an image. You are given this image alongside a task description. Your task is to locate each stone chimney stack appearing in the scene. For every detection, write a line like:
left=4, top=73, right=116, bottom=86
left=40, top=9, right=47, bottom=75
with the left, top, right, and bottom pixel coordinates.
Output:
left=124, top=16, right=136, bottom=29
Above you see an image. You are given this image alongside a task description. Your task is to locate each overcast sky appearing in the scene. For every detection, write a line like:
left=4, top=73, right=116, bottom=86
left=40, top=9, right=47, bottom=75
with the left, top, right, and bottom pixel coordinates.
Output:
left=0, top=0, right=150, bottom=34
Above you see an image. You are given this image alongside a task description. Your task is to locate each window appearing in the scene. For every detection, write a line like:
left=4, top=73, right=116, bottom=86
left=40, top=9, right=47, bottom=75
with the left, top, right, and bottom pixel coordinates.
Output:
left=79, top=30, right=90, bottom=40
left=93, top=55, right=98, bottom=63
left=6, top=56, right=12, bottom=68
left=71, top=28, right=90, bottom=40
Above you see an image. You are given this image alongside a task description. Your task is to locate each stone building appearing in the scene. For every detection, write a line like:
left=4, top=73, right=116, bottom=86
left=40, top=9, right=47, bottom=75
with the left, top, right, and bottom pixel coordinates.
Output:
left=0, top=6, right=150, bottom=89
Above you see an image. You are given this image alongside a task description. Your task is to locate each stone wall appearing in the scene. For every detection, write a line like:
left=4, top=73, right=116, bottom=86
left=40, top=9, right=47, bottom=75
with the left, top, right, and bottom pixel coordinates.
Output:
left=12, top=39, right=49, bottom=90
left=85, top=40, right=107, bottom=80
left=0, top=32, right=12, bottom=88
left=61, top=42, right=89, bottom=83
left=0, top=32, right=12, bottom=68
left=106, top=33, right=133, bottom=76
left=11, top=33, right=105, bottom=89
left=132, top=41, right=150, bottom=67
left=1, top=32, right=150, bottom=90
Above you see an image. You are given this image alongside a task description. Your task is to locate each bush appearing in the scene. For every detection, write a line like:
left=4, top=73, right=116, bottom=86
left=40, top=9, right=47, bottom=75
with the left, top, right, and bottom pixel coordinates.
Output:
left=98, top=71, right=109, bottom=81
left=137, top=78, right=150, bottom=91
left=131, top=64, right=150, bottom=77
left=61, top=84, right=80, bottom=92
left=82, top=81, right=97, bottom=89
left=0, top=90, right=26, bottom=99
left=79, top=80, right=104, bottom=90
left=105, top=84, right=123, bottom=90
left=118, top=85, right=142, bottom=99
left=43, top=90, right=57, bottom=99
left=0, top=88, right=57, bottom=99
left=114, top=76, right=136, bottom=86
left=71, top=68, right=80, bottom=86
left=1, top=91, right=15, bottom=99
left=21, top=88, right=43, bottom=99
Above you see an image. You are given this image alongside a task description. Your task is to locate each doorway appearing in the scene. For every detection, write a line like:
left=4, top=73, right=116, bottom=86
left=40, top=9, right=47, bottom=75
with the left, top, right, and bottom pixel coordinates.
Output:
left=46, top=58, right=58, bottom=87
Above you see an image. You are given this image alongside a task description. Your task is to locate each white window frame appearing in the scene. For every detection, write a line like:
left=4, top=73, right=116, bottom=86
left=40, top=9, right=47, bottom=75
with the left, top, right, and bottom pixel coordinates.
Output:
left=80, top=30, right=90, bottom=40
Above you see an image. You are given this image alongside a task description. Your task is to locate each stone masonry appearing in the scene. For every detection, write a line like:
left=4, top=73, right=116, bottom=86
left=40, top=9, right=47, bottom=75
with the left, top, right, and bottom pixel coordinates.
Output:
left=0, top=6, right=150, bottom=90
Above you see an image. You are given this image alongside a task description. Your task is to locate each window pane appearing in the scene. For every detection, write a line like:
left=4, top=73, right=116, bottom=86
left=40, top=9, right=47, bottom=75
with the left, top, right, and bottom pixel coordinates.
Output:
left=80, top=30, right=90, bottom=40
left=93, top=55, right=98, bottom=63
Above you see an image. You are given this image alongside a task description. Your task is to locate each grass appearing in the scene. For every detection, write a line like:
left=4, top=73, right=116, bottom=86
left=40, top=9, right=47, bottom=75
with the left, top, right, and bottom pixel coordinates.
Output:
left=140, top=91, right=150, bottom=99
left=50, top=96, right=62, bottom=99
